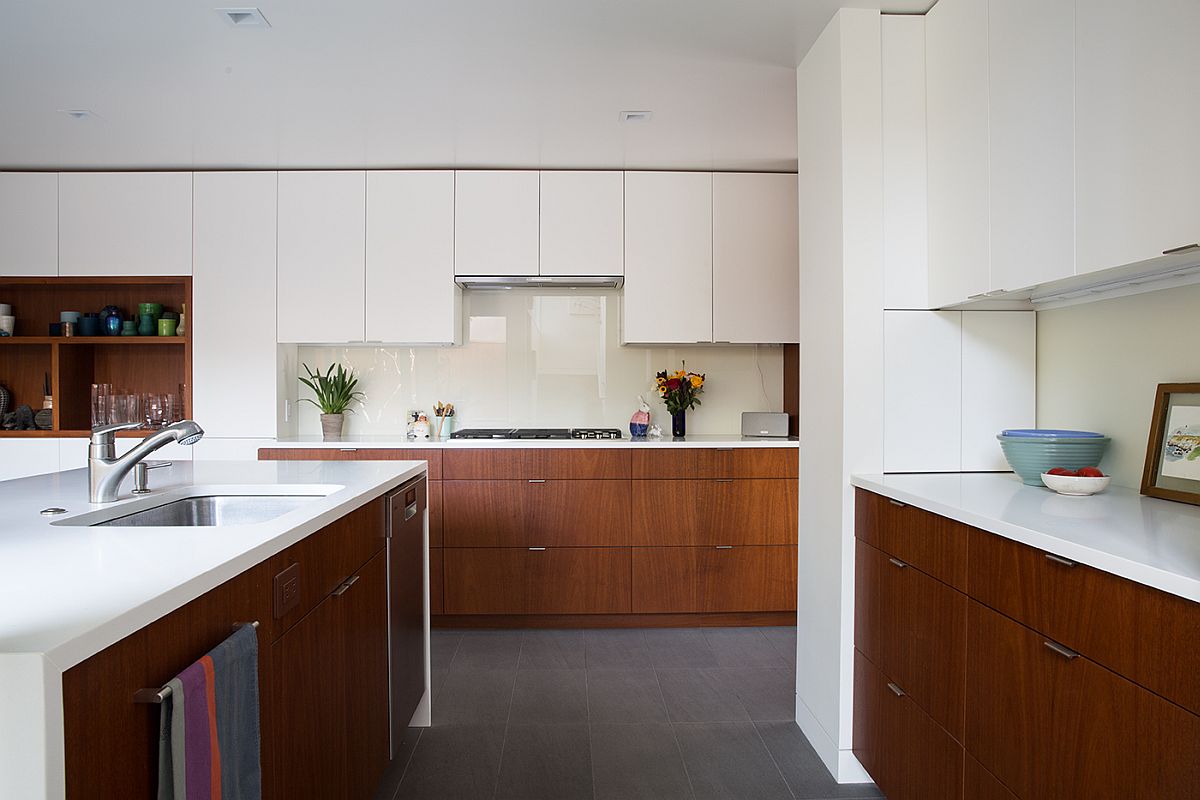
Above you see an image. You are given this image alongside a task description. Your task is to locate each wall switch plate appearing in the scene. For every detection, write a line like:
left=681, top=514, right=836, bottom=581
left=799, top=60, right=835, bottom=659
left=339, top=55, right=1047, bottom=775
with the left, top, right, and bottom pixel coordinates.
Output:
left=274, top=563, right=300, bottom=618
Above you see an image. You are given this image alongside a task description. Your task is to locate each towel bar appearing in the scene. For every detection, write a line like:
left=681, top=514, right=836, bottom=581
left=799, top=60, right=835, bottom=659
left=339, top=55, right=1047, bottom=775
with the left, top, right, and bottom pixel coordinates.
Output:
left=133, top=621, right=259, bottom=704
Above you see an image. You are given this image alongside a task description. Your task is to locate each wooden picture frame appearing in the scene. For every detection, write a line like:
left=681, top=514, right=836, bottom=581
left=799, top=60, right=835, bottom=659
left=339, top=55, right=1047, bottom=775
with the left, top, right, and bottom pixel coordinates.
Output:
left=1141, top=382, right=1200, bottom=506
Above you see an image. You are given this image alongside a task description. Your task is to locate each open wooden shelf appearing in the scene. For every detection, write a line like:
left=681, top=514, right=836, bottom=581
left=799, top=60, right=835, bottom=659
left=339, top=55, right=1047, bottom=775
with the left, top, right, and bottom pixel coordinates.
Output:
left=0, top=276, right=192, bottom=437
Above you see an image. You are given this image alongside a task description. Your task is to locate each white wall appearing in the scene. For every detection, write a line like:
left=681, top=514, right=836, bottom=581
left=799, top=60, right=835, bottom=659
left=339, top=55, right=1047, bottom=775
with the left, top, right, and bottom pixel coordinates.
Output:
left=292, top=289, right=785, bottom=436
left=1038, top=283, right=1200, bottom=488
left=796, top=8, right=883, bottom=783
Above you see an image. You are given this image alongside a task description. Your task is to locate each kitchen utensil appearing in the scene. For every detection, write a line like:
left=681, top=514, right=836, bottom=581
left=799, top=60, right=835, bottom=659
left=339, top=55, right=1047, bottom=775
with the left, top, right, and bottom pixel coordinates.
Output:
left=1002, top=428, right=1104, bottom=439
left=1040, top=472, right=1112, bottom=496
left=997, top=433, right=1111, bottom=486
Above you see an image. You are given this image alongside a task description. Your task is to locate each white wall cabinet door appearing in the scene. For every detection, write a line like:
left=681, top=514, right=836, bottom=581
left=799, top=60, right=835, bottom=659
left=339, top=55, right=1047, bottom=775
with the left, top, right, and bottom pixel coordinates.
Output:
left=712, top=172, right=798, bottom=343
left=454, top=171, right=539, bottom=277
left=0, top=441, right=60, bottom=481
left=623, top=172, right=713, bottom=344
left=277, top=171, right=366, bottom=343
left=538, top=171, right=623, bottom=277
left=925, top=0, right=990, bottom=308
left=58, top=172, right=192, bottom=276
left=366, top=171, right=459, bottom=345
left=1076, top=0, right=1200, bottom=275
left=988, top=0, right=1074, bottom=292
left=883, top=311, right=963, bottom=472
left=193, top=172, right=279, bottom=438
left=0, top=173, right=57, bottom=276
left=961, top=311, right=1035, bottom=471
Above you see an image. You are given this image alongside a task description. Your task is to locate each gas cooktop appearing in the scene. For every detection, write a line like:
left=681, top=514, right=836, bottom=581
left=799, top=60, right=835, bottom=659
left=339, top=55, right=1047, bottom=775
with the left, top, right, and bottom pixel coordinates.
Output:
left=450, top=428, right=623, bottom=440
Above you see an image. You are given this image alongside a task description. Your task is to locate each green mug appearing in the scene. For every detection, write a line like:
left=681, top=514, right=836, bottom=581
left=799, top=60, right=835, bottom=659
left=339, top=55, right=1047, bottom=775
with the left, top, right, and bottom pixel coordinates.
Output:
left=157, top=317, right=178, bottom=336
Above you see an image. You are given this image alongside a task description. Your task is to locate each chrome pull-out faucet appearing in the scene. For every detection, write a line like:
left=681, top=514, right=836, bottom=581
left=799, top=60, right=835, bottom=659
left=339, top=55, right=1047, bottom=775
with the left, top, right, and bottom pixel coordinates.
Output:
left=88, top=420, right=205, bottom=503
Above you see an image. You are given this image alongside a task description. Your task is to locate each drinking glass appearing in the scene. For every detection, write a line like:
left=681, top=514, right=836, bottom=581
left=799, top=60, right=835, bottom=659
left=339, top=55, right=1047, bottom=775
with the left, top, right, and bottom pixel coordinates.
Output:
left=145, top=394, right=167, bottom=429
left=108, top=394, right=130, bottom=426
left=90, top=384, right=112, bottom=429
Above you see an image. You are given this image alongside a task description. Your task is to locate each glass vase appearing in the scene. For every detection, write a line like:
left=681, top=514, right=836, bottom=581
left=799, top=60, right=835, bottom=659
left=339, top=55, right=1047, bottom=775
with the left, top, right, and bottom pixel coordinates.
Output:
left=671, top=410, right=687, bottom=438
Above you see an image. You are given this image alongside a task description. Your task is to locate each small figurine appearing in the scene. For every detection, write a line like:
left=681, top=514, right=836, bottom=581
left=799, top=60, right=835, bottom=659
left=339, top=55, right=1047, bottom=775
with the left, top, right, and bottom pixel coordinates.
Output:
left=629, top=395, right=651, bottom=439
left=647, top=423, right=663, bottom=440
left=412, top=412, right=431, bottom=440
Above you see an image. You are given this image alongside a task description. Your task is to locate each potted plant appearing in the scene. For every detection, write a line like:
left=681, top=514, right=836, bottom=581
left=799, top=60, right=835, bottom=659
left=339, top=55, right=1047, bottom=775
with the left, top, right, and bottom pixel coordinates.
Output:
left=655, top=362, right=705, bottom=438
left=299, top=363, right=365, bottom=440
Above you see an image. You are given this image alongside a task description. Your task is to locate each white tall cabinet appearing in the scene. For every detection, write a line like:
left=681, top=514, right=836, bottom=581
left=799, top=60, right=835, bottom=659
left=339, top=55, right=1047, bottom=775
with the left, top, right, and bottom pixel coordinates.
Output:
left=454, top=171, right=539, bottom=277
left=193, top=172, right=279, bottom=438
left=622, top=171, right=713, bottom=344
left=276, top=171, right=366, bottom=343
left=58, top=172, right=192, bottom=276
left=712, top=173, right=798, bottom=343
left=0, top=173, right=57, bottom=276
left=1075, top=0, right=1200, bottom=275
left=539, top=171, right=623, bottom=277
left=366, top=171, right=459, bottom=344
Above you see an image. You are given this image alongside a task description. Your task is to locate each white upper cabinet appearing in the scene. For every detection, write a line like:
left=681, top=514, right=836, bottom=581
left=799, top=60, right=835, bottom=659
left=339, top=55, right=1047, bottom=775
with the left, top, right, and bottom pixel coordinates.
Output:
left=366, top=171, right=459, bottom=344
left=712, top=173, right=798, bottom=343
left=622, top=172, right=713, bottom=344
left=59, top=172, right=192, bottom=276
left=276, top=171, right=366, bottom=343
left=538, top=171, right=623, bottom=277
left=925, top=0, right=990, bottom=307
left=454, top=171, right=539, bottom=276
left=988, top=0, right=1074, bottom=291
left=961, top=311, right=1035, bottom=470
left=193, top=172, right=279, bottom=438
left=0, top=173, right=57, bottom=276
left=1075, top=0, right=1200, bottom=275
left=884, top=311, right=963, bottom=472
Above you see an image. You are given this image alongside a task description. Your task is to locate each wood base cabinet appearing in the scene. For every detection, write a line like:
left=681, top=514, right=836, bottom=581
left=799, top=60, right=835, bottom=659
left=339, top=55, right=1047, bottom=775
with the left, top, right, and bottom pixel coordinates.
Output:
left=444, top=547, right=632, bottom=614
left=632, top=545, right=796, bottom=613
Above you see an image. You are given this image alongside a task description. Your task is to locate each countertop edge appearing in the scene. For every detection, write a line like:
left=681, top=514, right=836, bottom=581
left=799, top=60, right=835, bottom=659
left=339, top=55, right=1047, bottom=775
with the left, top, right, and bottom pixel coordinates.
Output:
left=850, top=474, right=1200, bottom=603
left=264, top=436, right=800, bottom=449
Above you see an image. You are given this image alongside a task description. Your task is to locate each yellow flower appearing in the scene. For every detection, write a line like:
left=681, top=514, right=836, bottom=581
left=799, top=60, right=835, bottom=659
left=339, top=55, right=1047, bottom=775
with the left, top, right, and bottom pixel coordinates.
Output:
left=690, top=375, right=703, bottom=388
left=673, top=370, right=685, bottom=379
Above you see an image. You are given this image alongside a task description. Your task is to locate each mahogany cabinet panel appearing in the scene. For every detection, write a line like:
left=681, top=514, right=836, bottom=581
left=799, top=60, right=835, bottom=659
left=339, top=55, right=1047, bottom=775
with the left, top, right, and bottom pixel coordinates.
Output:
left=527, top=479, right=632, bottom=547
left=341, top=551, right=391, bottom=800
left=442, top=480, right=527, bottom=547
left=525, top=547, right=632, bottom=613
left=632, top=546, right=796, bottom=613
left=429, top=547, right=444, bottom=615
left=631, top=447, right=797, bottom=479
left=855, top=488, right=968, bottom=591
left=857, top=539, right=967, bottom=739
left=632, top=479, right=797, bottom=546
left=428, top=479, right=443, bottom=547
left=965, top=754, right=1018, bottom=800
left=443, top=548, right=527, bottom=613
left=853, top=649, right=964, bottom=800
left=732, top=447, right=799, bottom=479
left=968, top=528, right=1200, bottom=716
left=442, top=448, right=630, bottom=479
left=257, top=447, right=442, bottom=478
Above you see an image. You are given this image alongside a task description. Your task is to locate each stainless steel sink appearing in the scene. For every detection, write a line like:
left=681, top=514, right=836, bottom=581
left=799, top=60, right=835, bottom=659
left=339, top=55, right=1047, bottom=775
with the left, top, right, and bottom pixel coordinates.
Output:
left=95, top=495, right=322, bottom=527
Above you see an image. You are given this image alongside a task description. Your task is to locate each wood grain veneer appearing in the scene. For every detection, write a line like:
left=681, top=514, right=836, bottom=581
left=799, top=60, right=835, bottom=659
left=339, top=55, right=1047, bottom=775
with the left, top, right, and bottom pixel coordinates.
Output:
left=855, top=488, right=968, bottom=591
left=630, top=447, right=797, bottom=479
left=632, top=545, right=796, bottom=613
left=965, top=755, right=1019, bottom=800
left=257, top=447, right=442, bottom=479
left=632, top=478, right=797, bottom=545
left=443, top=547, right=632, bottom=614
left=442, top=448, right=631, bottom=480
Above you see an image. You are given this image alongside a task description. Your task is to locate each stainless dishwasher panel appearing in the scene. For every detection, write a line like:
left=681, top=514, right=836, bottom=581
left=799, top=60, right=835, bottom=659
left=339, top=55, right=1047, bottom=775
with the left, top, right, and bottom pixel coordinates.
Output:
left=387, top=475, right=427, bottom=759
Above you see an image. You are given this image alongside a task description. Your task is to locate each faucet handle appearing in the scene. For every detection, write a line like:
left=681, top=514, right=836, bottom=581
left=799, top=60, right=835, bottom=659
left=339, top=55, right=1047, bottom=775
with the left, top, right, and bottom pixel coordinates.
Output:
left=90, top=421, right=143, bottom=445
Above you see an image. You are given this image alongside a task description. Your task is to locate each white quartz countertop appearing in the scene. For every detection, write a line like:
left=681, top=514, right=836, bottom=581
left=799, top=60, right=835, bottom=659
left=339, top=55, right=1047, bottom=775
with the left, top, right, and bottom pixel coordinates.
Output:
left=268, top=434, right=799, bottom=449
left=851, top=472, right=1200, bottom=603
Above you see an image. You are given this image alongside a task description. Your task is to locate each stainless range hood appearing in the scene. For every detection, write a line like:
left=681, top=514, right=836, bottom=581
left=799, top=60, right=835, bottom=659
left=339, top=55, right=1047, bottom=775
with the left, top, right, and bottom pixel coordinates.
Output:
left=454, top=275, right=624, bottom=289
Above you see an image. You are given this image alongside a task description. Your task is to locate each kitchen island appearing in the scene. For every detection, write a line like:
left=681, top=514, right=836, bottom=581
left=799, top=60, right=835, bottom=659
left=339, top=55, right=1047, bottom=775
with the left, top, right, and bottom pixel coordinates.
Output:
left=0, top=459, right=428, bottom=800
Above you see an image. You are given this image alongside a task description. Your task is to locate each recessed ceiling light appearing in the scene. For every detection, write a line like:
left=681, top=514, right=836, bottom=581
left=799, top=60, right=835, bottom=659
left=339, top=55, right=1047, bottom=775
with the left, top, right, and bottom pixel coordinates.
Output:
left=217, top=7, right=270, bottom=27
left=59, top=109, right=98, bottom=121
left=619, top=111, right=654, bottom=123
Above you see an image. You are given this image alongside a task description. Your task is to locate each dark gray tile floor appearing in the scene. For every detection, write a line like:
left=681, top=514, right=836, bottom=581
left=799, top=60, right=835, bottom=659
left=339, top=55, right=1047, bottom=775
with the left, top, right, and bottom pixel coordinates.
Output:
left=386, top=627, right=883, bottom=800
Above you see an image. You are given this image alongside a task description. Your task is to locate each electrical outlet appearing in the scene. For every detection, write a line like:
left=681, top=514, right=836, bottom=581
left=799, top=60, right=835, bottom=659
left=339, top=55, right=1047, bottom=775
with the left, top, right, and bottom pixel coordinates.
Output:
left=274, top=563, right=300, bottom=618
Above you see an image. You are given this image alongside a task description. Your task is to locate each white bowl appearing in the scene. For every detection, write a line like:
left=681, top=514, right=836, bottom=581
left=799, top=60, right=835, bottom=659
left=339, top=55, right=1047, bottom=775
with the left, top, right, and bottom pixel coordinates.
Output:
left=1040, top=473, right=1111, bottom=496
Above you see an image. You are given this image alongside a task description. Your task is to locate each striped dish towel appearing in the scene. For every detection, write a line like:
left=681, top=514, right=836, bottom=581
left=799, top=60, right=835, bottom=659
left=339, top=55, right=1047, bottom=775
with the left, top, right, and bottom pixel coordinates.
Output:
left=157, top=624, right=262, bottom=800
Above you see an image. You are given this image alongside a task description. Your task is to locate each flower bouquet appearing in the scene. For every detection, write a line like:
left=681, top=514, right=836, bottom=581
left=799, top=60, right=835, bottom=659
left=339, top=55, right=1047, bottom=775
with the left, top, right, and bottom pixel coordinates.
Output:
left=655, top=363, right=705, bottom=437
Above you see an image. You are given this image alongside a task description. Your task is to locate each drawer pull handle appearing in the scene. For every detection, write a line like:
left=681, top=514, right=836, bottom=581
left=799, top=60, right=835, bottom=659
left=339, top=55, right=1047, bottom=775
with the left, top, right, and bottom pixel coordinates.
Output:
left=528, top=547, right=547, bottom=551
left=887, top=682, right=906, bottom=697
left=1162, top=243, right=1200, bottom=255
left=713, top=478, right=734, bottom=483
left=888, top=557, right=908, bottom=569
left=332, top=575, right=360, bottom=597
left=887, top=499, right=906, bottom=508
left=715, top=545, right=733, bottom=550
left=1044, top=553, right=1077, bottom=568
left=1043, top=640, right=1079, bottom=660
left=528, top=479, right=546, bottom=483
left=716, top=448, right=734, bottom=452
left=338, top=448, right=359, bottom=452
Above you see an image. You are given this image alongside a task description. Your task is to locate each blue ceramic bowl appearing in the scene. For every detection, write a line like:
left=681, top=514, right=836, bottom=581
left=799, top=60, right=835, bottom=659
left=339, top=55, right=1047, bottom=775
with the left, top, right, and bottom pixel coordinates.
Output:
left=997, top=434, right=1111, bottom=486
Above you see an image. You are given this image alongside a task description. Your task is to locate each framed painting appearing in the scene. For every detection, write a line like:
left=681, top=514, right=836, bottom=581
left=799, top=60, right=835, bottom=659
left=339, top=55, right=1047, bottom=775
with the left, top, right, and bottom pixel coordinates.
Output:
left=1141, top=382, right=1200, bottom=505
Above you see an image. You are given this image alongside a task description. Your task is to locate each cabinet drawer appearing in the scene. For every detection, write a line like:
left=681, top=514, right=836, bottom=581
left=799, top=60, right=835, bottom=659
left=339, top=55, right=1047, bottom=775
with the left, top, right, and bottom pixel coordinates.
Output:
left=443, top=479, right=631, bottom=547
left=632, top=546, right=796, bottom=613
left=853, top=649, right=964, bottom=800
left=855, top=489, right=968, bottom=591
left=631, top=447, right=797, bottom=479
left=855, top=540, right=966, bottom=739
left=443, top=448, right=630, bottom=479
left=632, top=479, right=797, bottom=546
left=256, top=447, right=443, bottom=478
left=965, top=755, right=1018, bottom=800
left=443, top=547, right=631, bottom=614
left=968, top=528, right=1200, bottom=716
left=965, top=599, right=1200, bottom=800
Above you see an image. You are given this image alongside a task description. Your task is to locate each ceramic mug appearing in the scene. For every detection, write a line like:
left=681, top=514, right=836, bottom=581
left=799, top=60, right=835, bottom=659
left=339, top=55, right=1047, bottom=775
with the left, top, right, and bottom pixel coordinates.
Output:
left=157, top=318, right=178, bottom=336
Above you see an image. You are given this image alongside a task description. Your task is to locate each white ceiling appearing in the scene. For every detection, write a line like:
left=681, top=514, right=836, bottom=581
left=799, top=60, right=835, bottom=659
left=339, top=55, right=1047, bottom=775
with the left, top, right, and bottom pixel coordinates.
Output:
left=0, top=1, right=932, bottom=171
